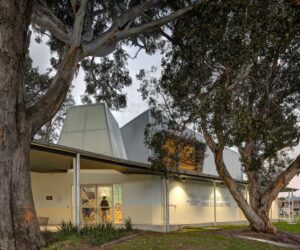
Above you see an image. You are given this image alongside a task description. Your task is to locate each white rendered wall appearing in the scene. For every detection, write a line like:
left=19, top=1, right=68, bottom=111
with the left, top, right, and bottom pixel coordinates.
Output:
left=168, top=180, right=278, bottom=225
left=31, top=172, right=73, bottom=225
left=31, top=171, right=163, bottom=225
left=31, top=172, right=278, bottom=226
left=168, top=180, right=241, bottom=225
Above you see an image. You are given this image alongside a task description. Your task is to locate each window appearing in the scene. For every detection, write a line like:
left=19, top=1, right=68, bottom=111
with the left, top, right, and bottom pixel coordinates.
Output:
left=80, top=184, right=123, bottom=224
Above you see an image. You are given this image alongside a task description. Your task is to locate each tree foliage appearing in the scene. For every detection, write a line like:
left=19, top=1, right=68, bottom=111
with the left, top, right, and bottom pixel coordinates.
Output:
left=0, top=0, right=201, bottom=248
left=25, top=56, right=74, bottom=142
left=31, top=0, right=197, bottom=109
left=139, top=0, right=300, bottom=233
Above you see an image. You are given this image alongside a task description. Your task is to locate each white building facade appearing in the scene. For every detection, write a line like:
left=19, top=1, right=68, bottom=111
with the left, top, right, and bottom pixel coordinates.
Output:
left=30, top=104, right=279, bottom=232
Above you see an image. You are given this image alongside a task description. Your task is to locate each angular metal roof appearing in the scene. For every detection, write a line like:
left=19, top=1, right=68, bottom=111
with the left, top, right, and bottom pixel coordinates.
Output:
left=58, top=104, right=127, bottom=159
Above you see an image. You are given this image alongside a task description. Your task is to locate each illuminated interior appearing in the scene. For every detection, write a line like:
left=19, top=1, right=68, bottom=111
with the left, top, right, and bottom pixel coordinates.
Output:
left=81, top=184, right=123, bottom=224
left=163, top=137, right=204, bottom=172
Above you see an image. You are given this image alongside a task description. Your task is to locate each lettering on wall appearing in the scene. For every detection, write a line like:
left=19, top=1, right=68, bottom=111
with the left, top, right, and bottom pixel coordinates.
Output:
left=186, top=193, right=232, bottom=207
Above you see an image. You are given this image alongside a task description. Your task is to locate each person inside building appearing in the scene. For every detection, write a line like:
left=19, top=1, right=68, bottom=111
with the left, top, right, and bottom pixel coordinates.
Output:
left=100, top=196, right=110, bottom=223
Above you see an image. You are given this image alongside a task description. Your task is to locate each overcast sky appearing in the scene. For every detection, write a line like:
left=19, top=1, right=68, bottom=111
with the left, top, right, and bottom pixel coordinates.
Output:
left=29, top=37, right=159, bottom=127
left=29, top=37, right=300, bottom=196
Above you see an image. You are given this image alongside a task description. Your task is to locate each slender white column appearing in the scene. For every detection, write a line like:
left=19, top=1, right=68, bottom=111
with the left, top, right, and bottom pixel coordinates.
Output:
left=165, top=178, right=170, bottom=233
left=288, top=191, right=291, bottom=221
left=73, top=158, right=77, bottom=225
left=76, top=153, right=81, bottom=232
left=245, top=185, right=248, bottom=203
left=291, top=189, right=294, bottom=221
left=213, top=182, right=217, bottom=226
left=162, top=177, right=166, bottom=233
left=161, top=177, right=170, bottom=233
left=270, top=202, right=273, bottom=220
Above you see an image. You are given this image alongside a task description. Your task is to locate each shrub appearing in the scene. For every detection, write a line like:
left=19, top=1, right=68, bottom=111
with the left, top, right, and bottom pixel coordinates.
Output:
left=124, top=217, right=133, bottom=231
left=79, top=223, right=119, bottom=245
left=57, top=221, right=78, bottom=236
left=54, top=221, right=132, bottom=246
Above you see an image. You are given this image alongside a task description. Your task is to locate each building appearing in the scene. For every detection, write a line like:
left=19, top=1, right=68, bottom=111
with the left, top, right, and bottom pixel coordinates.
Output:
left=280, top=197, right=300, bottom=215
left=30, top=104, right=281, bottom=232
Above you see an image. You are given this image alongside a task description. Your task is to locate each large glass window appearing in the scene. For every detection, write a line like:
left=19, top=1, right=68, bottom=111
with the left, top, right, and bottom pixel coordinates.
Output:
left=81, top=186, right=96, bottom=224
left=80, top=184, right=122, bottom=224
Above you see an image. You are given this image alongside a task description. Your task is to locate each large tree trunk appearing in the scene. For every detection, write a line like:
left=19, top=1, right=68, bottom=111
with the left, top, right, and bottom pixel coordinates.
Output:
left=214, top=149, right=278, bottom=234
left=0, top=1, right=43, bottom=249
left=248, top=192, right=277, bottom=234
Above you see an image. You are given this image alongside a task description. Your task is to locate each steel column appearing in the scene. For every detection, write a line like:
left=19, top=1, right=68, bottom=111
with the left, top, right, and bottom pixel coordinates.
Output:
left=76, top=153, right=81, bottom=232
left=213, top=181, right=217, bottom=226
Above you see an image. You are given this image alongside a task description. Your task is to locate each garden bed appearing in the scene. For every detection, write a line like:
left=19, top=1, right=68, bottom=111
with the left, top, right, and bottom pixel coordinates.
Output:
left=42, top=221, right=139, bottom=250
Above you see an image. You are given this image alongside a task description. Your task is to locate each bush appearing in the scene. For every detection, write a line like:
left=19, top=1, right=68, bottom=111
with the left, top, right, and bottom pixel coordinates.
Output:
left=51, top=221, right=134, bottom=247
left=124, top=217, right=133, bottom=231
left=57, top=221, right=78, bottom=236
left=80, top=223, right=119, bottom=245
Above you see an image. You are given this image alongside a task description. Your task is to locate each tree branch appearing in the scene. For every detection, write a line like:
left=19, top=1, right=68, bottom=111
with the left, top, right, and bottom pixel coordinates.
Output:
left=82, top=4, right=194, bottom=57
left=27, top=47, right=80, bottom=134
left=115, top=5, right=194, bottom=42
left=140, top=12, right=176, bottom=44
left=275, top=133, right=300, bottom=152
left=70, top=0, right=77, bottom=16
left=72, top=0, right=88, bottom=47
left=200, top=118, right=219, bottom=152
left=262, top=153, right=300, bottom=207
left=213, top=149, right=265, bottom=227
left=31, top=0, right=72, bottom=44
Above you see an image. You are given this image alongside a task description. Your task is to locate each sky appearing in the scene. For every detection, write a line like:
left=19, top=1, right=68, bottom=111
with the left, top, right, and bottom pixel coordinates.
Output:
left=29, top=37, right=300, bottom=197
left=29, top=37, right=158, bottom=127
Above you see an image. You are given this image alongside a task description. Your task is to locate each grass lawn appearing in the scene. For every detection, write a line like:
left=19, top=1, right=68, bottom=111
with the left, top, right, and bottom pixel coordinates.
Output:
left=111, top=232, right=283, bottom=250
left=275, top=222, right=300, bottom=235
left=111, top=223, right=300, bottom=250
left=43, top=222, right=300, bottom=250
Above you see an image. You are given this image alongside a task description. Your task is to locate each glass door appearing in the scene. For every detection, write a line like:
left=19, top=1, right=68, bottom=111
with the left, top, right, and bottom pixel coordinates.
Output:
left=80, top=184, right=122, bottom=224
left=97, top=186, right=113, bottom=223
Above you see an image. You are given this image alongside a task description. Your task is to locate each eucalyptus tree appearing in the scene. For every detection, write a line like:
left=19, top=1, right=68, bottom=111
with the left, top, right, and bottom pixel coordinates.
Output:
left=139, top=0, right=300, bottom=234
left=25, top=56, right=75, bottom=142
left=0, top=0, right=198, bottom=249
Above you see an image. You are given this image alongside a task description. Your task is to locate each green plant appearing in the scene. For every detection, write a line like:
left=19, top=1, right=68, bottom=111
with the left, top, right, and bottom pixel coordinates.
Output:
left=80, top=223, right=118, bottom=245
left=124, top=217, right=133, bottom=231
left=57, top=221, right=78, bottom=236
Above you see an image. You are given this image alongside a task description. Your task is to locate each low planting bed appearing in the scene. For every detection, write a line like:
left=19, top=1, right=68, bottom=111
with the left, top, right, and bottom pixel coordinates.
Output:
left=42, top=221, right=139, bottom=250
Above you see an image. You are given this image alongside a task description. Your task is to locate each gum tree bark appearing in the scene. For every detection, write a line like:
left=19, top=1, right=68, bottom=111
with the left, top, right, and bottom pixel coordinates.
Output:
left=0, top=0, right=197, bottom=248
left=0, top=1, right=42, bottom=249
left=202, top=125, right=300, bottom=234
left=214, top=149, right=277, bottom=233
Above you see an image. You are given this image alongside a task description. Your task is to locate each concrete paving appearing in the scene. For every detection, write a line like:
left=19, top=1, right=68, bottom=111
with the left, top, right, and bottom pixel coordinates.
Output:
left=235, top=235, right=300, bottom=249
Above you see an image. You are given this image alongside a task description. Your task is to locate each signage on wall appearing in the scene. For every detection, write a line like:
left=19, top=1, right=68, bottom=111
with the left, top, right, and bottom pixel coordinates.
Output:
left=186, top=193, right=232, bottom=207
left=46, top=196, right=53, bottom=200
